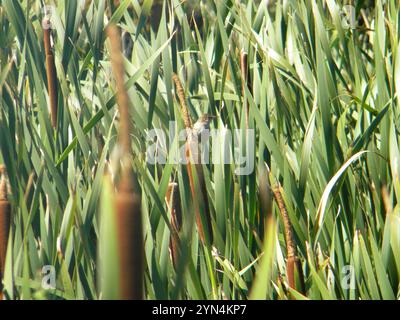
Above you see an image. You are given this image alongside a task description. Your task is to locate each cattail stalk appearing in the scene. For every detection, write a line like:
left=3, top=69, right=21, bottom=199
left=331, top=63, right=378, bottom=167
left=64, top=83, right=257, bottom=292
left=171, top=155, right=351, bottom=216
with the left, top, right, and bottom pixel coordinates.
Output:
left=272, top=185, right=305, bottom=295
left=0, top=165, right=11, bottom=300
left=166, top=183, right=182, bottom=269
left=107, top=25, right=131, bottom=157
left=184, top=142, right=211, bottom=244
left=193, top=160, right=213, bottom=245
left=258, top=165, right=273, bottom=236
left=381, top=185, right=391, bottom=215
left=43, top=19, right=58, bottom=128
left=107, top=25, right=143, bottom=300
left=240, top=50, right=251, bottom=128
left=172, top=73, right=213, bottom=245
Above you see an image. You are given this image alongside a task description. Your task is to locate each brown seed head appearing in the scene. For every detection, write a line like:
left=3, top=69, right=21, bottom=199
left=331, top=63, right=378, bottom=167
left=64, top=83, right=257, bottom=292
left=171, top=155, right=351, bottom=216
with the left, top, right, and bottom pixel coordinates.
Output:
left=114, top=188, right=143, bottom=300
left=166, top=182, right=182, bottom=269
left=43, top=19, right=58, bottom=128
left=172, top=73, right=192, bottom=129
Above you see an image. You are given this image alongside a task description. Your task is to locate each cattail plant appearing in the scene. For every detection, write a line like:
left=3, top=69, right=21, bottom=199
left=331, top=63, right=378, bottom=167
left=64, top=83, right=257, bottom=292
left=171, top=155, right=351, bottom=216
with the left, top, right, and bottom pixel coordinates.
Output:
left=166, top=183, right=182, bottom=269
left=272, top=184, right=305, bottom=296
left=381, top=185, right=391, bottom=215
left=257, top=164, right=273, bottom=237
left=172, top=73, right=213, bottom=246
left=114, top=174, right=142, bottom=300
left=107, top=25, right=143, bottom=300
left=240, top=50, right=251, bottom=128
left=172, top=73, right=192, bottom=129
left=0, top=165, right=11, bottom=300
left=43, top=17, right=58, bottom=128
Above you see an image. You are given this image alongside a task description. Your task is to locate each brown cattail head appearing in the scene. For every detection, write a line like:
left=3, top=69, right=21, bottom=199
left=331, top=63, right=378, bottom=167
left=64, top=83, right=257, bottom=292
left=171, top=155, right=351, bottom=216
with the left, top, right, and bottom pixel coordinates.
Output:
left=172, top=73, right=192, bottom=129
left=115, top=172, right=143, bottom=300
left=107, top=24, right=143, bottom=300
left=258, top=164, right=273, bottom=233
left=0, top=165, right=11, bottom=299
left=240, top=51, right=248, bottom=87
left=272, top=186, right=296, bottom=258
left=166, top=183, right=182, bottom=235
left=272, top=185, right=305, bottom=295
left=286, top=256, right=306, bottom=295
left=43, top=18, right=58, bottom=128
left=166, top=183, right=182, bottom=269
left=381, top=185, right=391, bottom=215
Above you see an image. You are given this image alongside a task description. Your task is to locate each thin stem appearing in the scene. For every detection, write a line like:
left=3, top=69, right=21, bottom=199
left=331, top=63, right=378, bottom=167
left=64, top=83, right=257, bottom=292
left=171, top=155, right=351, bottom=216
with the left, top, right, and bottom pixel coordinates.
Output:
left=107, top=25, right=132, bottom=160
left=43, top=19, right=58, bottom=129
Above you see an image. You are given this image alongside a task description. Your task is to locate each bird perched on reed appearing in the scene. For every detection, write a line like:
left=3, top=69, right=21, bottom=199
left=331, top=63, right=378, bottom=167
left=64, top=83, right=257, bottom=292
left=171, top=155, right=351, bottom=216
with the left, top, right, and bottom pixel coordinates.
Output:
left=192, top=114, right=215, bottom=138
left=186, top=114, right=215, bottom=245
left=188, top=114, right=215, bottom=166
left=172, top=73, right=214, bottom=245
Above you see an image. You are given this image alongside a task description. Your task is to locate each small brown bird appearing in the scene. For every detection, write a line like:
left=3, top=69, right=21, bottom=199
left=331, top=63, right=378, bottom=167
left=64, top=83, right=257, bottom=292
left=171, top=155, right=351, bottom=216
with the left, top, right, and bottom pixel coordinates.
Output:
left=192, top=114, right=216, bottom=138
left=189, top=114, right=216, bottom=164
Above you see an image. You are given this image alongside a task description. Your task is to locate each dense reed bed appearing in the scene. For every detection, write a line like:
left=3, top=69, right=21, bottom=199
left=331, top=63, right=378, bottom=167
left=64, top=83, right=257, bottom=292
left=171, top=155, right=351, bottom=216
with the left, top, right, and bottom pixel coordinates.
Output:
left=0, top=0, right=399, bottom=300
